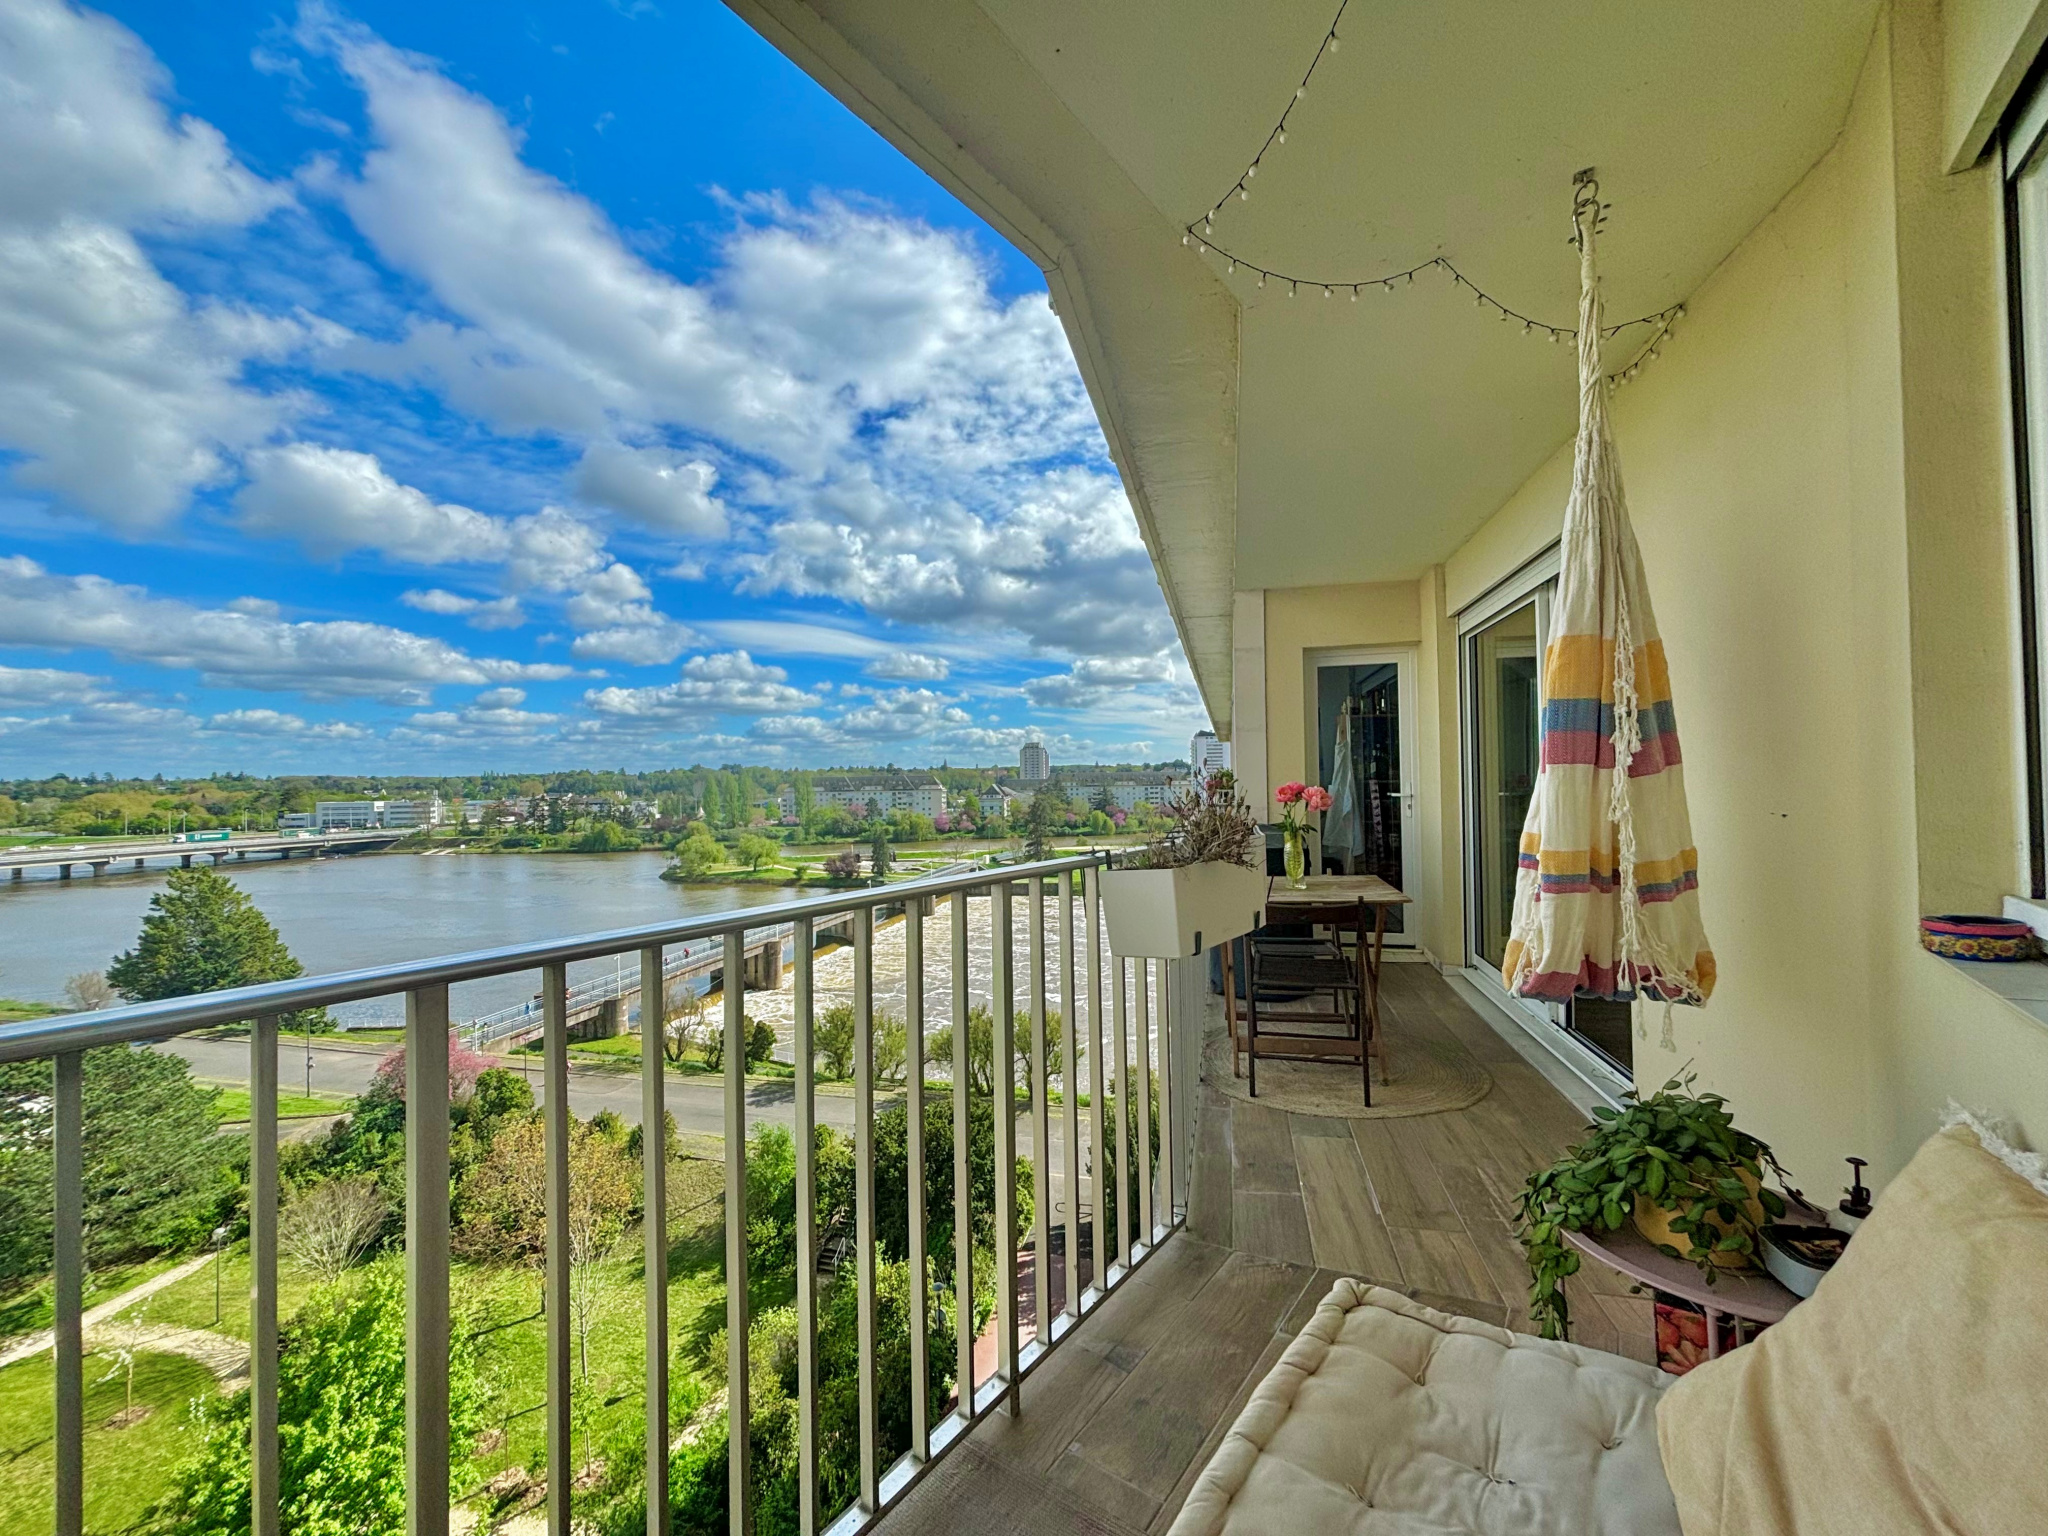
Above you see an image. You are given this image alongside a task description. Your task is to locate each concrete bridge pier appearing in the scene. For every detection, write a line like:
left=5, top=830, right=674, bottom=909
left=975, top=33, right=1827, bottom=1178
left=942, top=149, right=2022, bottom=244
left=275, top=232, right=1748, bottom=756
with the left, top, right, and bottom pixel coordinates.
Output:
left=58, top=864, right=70, bottom=880
left=10, top=867, right=21, bottom=881
left=742, top=942, right=785, bottom=991
left=179, top=853, right=192, bottom=868
left=133, top=859, right=144, bottom=871
left=90, top=861, right=108, bottom=876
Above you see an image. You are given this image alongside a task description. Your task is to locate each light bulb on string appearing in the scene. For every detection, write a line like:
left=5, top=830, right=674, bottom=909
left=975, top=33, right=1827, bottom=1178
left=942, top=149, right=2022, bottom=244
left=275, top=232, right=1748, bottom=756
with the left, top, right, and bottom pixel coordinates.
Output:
left=1349, top=286, right=1359, bottom=301
left=1239, top=188, right=1249, bottom=201
left=1327, top=34, right=1340, bottom=51
left=1323, top=285, right=1332, bottom=298
left=1181, top=233, right=1190, bottom=246
left=1277, top=129, right=1287, bottom=144
left=1198, top=241, right=1207, bottom=254
left=1246, top=164, right=1257, bottom=178
left=1227, top=259, right=1236, bottom=274
left=1257, top=273, right=1267, bottom=289
left=1295, top=85, right=1306, bottom=98
left=1288, top=280, right=1297, bottom=298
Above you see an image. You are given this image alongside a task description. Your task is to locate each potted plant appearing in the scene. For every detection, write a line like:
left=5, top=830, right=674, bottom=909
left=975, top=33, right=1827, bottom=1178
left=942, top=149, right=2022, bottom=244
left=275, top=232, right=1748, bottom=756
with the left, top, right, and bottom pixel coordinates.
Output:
left=1274, top=781, right=1331, bottom=888
left=1515, top=1073, right=1789, bottom=1339
left=1100, top=771, right=1268, bottom=958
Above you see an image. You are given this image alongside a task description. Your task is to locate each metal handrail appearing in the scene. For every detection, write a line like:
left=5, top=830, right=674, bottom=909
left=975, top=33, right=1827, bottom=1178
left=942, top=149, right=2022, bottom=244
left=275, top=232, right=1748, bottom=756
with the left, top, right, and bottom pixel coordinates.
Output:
left=0, top=852, right=1103, bottom=1062
left=19, top=846, right=1189, bottom=1536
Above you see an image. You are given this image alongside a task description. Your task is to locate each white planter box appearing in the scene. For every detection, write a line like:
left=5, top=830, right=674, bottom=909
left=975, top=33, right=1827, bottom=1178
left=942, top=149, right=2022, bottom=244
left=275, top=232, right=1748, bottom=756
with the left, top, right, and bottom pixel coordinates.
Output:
left=1100, top=862, right=1268, bottom=959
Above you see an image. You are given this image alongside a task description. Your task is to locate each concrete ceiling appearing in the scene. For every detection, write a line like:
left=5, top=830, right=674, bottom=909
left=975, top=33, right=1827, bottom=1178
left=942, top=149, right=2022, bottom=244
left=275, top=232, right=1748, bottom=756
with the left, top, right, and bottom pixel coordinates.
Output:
left=725, top=0, right=1883, bottom=730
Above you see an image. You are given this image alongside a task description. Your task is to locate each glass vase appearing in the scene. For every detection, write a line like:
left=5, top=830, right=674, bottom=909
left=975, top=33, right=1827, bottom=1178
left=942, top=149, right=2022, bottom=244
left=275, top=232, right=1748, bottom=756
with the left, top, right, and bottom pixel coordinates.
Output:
left=1284, top=824, right=1307, bottom=888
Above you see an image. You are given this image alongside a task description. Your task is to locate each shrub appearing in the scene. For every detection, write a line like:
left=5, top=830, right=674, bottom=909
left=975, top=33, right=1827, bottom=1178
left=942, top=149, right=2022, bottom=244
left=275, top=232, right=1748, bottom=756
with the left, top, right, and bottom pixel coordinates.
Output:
left=158, top=1266, right=485, bottom=1536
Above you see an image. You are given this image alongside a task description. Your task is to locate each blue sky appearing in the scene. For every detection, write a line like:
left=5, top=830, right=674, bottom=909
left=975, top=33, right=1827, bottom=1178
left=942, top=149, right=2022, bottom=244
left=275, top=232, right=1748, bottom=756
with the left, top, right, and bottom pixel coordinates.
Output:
left=0, top=0, right=1202, bottom=775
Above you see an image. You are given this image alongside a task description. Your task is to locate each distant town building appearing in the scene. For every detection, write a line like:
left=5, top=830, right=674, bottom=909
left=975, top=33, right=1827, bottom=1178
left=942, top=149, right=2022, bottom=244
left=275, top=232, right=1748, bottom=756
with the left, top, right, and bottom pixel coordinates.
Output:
left=778, top=772, right=946, bottom=820
left=1065, top=770, right=1187, bottom=811
left=277, top=812, right=315, bottom=830
left=1190, top=730, right=1230, bottom=781
left=1018, top=741, right=1051, bottom=782
left=314, top=797, right=448, bottom=831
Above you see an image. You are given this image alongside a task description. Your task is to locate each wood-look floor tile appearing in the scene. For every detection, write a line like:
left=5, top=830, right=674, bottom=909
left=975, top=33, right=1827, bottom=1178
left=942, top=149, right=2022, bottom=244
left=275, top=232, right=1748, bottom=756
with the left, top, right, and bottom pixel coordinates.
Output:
left=1351, top=1118, right=1464, bottom=1231
left=1146, top=1333, right=1290, bottom=1535
left=1388, top=1225, right=1502, bottom=1306
left=1293, top=1132, right=1405, bottom=1279
left=1227, top=1102, right=1300, bottom=1193
left=1230, top=1189, right=1314, bottom=1265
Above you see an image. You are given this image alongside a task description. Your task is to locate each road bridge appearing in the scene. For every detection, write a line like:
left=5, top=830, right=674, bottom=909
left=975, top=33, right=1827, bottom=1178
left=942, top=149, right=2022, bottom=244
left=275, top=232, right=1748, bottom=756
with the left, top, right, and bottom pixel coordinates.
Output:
left=1, top=830, right=403, bottom=881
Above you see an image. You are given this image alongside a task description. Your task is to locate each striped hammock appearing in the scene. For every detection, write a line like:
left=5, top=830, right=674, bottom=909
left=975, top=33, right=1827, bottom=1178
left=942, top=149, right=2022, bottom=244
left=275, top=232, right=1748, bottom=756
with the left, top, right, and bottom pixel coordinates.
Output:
left=1502, top=190, right=1714, bottom=1036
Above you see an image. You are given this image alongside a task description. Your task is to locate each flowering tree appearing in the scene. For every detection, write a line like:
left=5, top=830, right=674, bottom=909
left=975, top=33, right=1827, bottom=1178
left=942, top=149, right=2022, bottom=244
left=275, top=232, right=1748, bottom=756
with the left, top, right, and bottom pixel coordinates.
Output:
left=368, top=1031, right=493, bottom=1103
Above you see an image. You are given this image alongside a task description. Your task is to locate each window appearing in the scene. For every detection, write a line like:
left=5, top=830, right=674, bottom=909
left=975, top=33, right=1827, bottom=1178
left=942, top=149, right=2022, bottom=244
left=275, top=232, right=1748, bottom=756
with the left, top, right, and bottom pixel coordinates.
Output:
left=2004, top=74, right=2048, bottom=895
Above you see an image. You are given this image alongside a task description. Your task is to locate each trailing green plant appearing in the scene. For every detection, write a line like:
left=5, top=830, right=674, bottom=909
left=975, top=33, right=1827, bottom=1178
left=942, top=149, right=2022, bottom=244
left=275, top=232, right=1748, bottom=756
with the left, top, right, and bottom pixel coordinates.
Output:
left=1514, top=1073, right=1788, bottom=1341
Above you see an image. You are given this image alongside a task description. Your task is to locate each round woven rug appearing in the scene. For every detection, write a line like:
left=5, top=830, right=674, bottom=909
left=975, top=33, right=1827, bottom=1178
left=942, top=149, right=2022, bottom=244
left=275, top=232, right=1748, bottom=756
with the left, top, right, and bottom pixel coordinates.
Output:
left=1201, top=1017, right=1492, bottom=1119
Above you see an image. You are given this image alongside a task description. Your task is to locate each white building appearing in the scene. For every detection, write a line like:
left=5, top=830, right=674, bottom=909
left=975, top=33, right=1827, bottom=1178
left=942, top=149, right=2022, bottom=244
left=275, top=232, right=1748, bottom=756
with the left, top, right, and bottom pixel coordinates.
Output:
left=277, top=812, right=315, bottom=830
left=314, top=798, right=448, bottom=830
left=1067, top=772, right=1187, bottom=811
left=1018, top=741, right=1050, bottom=782
left=778, top=773, right=946, bottom=820
left=1190, top=730, right=1230, bottom=781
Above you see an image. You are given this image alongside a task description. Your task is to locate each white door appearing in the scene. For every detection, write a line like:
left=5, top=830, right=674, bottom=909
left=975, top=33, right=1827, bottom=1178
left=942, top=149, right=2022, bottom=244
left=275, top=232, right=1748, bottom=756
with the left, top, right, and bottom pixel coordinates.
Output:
left=1307, top=647, right=1418, bottom=945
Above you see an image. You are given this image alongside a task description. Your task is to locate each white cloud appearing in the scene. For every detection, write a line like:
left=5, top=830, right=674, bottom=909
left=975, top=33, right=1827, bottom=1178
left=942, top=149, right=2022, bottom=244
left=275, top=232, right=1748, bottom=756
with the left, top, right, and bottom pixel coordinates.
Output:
left=473, top=686, right=525, bottom=707
left=865, top=652, right=949, bottom=682
left=697, top=620, right=891, bottom=660
left=237, top=443, right=507, bottom=563
left=0, top=554, right=568, bottom=704
left=583, top=650, right=812, bottom=721
left=572, top=442, right=727, bottom=537
left=0, top=0, right=278, bottom=230
left=1024, top=652, right=1178, bottom=710
left=393, top=698, right=562, bottom=744
left=0, top=663, right=108, bottom=707
left=0, top=0, right=294, bottom=528
left=401, top=588, right=525, bottom=629
left=203, top=708, right=371, bottom=739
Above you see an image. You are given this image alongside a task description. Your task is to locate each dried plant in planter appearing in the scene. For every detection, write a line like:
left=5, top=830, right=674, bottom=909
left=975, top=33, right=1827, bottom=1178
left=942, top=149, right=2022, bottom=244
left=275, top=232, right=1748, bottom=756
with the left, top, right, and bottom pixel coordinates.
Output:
left=1136, top=771, right=1260, bottom=870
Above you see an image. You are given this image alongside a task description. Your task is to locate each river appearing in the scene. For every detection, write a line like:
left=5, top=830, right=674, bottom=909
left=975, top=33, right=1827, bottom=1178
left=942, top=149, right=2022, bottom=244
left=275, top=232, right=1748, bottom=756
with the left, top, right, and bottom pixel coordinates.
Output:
left=0, top=850, right=795, bottom=1028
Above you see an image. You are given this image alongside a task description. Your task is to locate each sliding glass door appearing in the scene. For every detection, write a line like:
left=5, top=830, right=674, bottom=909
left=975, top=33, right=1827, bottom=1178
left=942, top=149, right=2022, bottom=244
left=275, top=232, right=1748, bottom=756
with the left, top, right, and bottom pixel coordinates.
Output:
left=1461, top=581, right=1634, bottom=1084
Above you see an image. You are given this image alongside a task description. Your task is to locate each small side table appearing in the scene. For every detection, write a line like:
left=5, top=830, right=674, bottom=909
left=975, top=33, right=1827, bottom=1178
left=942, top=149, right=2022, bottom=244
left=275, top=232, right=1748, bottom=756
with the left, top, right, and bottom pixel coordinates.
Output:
left=1564, top=1218, right=1807, bottom=1362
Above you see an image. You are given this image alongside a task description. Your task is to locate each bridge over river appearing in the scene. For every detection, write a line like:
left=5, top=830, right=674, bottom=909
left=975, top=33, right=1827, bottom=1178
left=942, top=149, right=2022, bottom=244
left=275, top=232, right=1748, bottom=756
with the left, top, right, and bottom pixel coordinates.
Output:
left=1, top=829, right=403, bottom=881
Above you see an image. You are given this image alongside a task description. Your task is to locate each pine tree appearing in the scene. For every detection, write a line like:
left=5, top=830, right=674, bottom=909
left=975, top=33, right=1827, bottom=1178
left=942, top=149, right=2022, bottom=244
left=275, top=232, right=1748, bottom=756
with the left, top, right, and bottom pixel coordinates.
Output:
left=107, top=865, right=327, bottom=1030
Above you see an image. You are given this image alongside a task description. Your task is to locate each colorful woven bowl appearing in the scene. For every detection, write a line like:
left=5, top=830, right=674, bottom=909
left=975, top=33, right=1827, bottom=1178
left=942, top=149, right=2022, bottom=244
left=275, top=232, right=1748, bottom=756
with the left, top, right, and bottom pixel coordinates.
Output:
left=1919, top=914, right=2039, bottom=962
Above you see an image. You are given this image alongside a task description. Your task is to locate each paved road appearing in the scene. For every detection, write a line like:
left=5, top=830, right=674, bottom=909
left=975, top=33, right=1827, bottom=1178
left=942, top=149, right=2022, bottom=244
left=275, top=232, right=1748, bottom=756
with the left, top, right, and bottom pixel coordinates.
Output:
left=160, top=1034, right=860, bottom=1139
left=161, top=1035, right=1099, bottom=1210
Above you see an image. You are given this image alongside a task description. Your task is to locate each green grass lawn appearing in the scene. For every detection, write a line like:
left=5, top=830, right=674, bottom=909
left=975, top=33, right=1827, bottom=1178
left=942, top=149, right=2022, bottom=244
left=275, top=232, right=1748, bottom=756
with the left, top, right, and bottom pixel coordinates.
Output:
left=207, top=1086, right=354, bottom=1122
left=0, top=1156, right=739, bottom=1534
left=0, top=1258, right=179, bottom=1342
left=0, top=999, right=63, bottom=1024
left=0, top=1348, right=218, bottom=1536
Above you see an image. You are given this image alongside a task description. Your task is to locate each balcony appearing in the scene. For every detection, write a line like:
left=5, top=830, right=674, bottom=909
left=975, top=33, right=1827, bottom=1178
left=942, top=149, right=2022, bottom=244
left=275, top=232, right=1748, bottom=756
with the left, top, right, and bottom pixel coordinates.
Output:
left=869, top=967, right=1624, bottom=1536
left=4, top=851, right=1649, bottom=1536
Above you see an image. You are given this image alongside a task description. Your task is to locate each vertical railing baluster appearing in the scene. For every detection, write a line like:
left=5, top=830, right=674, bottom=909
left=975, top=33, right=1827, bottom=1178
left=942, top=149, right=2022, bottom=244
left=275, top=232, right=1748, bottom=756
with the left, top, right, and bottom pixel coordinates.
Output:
left=1111, top=954, right=1130, bottom=1272
left=640, top=948, right=668, bottom=1536
left=1158, top=963, right=1175, bottom=1229
left=950, top=892, right=974, bottom=1418
left=1058, top=872, right=1079, bottom=1321
left=1083, top=868, right=1106, bottom=1295
left=723, top=931, right=750, bottom=1535
left=992, top=883, right=1019, bottom=1412
left=251, top=1015, right=280, bottom=1536
left=905, top=898, right=929, bottom=1459
left=794, top=917, right=819, bottom=1535
left=406, top=985, right=452, bottom=1536
left=543, top=963, right=571, bottom=1536
left=1028, top=876, right=1049, bottom=1346
left=52, top=1050, right=82, bottom=1536
left=1135, top=960, right=1154, bottom=1245
left=853, top=909, right=879, bottom=1510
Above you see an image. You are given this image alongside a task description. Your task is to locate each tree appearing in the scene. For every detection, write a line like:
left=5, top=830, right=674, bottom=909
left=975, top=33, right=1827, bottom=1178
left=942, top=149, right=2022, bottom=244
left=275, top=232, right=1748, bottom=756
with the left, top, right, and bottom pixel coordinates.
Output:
left=695, top=1017, right=726, bottom=1072
left=812, top=1004, right=905, bottom=1083
left=668, top=824, right=723, bottom=878
left=736, top=832, right=780, bottom=872
left=106, top=866, right=328, bottom=1031
left=573, top=820, right=637, bottom=851
left=455, top=1114, right=638, bottom=1280
left=745, top=1017, right=777, bottom=1067
left=820, top=848, right=862, bottom=881
left=0, top=1045, right=233, bottom=1283
left=161, top=1267, right=485, bottom=1536
left=63, top=970, right=117, bottom=1011
left=1022, top=790, right=1062, bottom=860
left=279, top=1178, right=387, bottom=1279
left=868, top=821, right=893, bottom=876
left=928, top=1005, right=1061, bottom=1100
left=793, top=774, right=816, bottom=821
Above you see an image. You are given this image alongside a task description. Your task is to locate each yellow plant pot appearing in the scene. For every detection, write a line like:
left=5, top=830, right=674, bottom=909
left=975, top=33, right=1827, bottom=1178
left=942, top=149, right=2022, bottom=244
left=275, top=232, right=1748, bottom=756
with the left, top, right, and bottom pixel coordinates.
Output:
left=1632, top=1170, right=1763, bottom=1269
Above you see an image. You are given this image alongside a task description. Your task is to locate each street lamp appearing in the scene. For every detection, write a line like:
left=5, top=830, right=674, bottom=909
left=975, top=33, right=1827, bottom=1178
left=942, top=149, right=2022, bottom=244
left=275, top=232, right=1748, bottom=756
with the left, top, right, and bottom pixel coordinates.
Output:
left=211, top=1224, right=231, bottom=1326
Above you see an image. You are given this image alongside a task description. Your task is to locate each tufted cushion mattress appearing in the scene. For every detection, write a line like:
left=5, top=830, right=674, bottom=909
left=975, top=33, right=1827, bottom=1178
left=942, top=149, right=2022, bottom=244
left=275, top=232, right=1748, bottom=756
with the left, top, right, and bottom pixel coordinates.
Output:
left=1168, top=1279, right=1680, bottom=1536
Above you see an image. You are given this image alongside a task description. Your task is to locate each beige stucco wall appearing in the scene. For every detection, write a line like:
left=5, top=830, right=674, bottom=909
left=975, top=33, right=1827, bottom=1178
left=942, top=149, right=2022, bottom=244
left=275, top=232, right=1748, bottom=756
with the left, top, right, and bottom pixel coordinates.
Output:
left=1259, top=581, right=1421, bottom=818
left=1440, top=4, right=2048, bottom=1187
left=1943, top=0, right=2048, bottom=167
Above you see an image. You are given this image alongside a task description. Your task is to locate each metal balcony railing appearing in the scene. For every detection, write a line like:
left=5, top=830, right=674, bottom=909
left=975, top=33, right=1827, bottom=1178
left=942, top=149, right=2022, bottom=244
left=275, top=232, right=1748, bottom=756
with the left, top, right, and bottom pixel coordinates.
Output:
left=1, top=852, right=1189, bottom=1536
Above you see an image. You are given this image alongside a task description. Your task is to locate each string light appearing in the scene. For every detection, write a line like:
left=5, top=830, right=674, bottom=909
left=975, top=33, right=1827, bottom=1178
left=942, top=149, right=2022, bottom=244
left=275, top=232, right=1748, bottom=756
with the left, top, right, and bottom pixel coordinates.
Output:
left=1181, top=0, right=1684, bottom=367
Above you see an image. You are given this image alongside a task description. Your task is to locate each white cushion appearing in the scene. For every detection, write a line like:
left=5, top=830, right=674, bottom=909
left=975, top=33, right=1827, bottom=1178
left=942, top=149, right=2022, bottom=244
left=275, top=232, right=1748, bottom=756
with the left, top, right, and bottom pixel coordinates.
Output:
left=1169, top=1279, right=1680, bottom=1536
